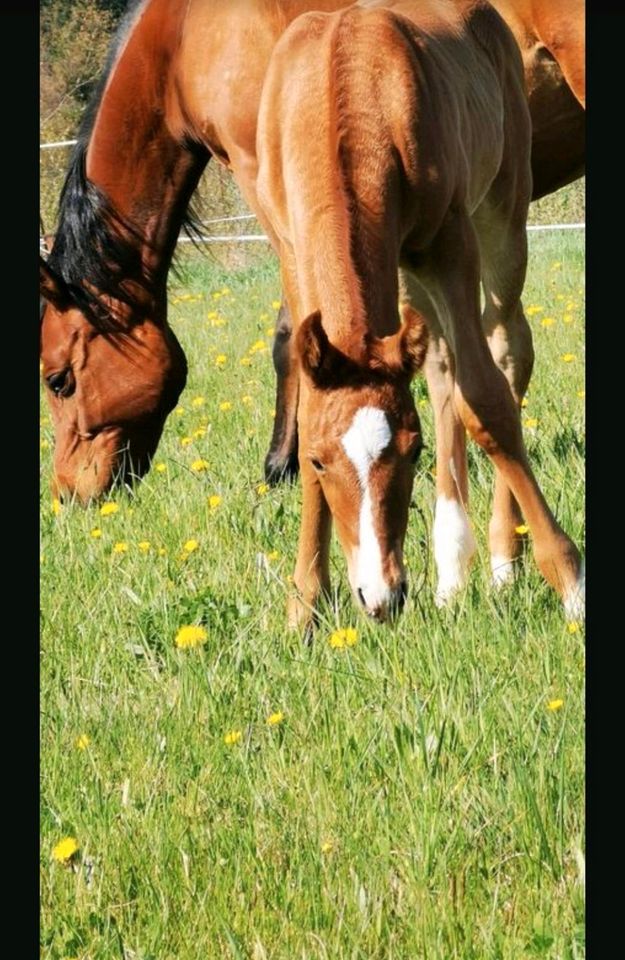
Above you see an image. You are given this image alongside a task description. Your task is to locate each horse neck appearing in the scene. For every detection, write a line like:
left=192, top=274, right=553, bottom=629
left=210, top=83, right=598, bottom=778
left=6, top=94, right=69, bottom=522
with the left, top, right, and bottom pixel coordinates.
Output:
left=85, top=0, right=207, bottom=314
left=273, top=13, right=408, bottom=350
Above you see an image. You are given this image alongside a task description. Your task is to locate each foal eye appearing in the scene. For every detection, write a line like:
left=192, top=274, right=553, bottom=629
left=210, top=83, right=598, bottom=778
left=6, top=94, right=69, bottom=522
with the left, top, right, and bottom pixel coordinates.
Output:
left=45, top=368, right=73, bottom=397
left=310, top=458, right=324, bottom=472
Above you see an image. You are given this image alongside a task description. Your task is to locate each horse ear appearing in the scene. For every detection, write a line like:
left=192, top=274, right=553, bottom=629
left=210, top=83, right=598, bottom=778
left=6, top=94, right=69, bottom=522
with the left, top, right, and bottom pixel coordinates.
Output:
left=297, top=310, right=347, bottom=385
left=397, top=303, right=429, bottom=375
left=40, top=257, right=70, bottom=310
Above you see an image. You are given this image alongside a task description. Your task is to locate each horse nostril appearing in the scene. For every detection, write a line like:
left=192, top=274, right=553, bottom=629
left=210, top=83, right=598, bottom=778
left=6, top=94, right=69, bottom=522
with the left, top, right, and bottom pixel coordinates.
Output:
left=357, top=587, right=366, bottom=607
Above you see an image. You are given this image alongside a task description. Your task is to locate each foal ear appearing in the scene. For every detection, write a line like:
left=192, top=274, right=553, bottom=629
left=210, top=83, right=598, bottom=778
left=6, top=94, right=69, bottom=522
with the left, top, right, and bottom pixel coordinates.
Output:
left=40, top=257, right=70, bottom=310
left=397, top=303, right=429, bottom=375
left=297, top=311, right=348, bottom=385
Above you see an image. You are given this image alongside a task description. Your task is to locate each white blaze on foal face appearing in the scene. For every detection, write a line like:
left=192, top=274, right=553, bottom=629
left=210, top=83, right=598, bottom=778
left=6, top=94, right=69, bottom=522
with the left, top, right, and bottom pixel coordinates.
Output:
left=341, top=406, right=400, bottom=616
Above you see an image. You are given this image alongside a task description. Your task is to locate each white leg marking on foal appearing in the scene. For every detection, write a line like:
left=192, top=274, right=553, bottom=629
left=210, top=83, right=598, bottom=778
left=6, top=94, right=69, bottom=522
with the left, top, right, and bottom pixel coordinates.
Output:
left=433, top=496, right=476, bottom=606
left=342, top=407, right=392, bottom=609
left=491, top=554, right=516, bottom=588
left=564, top=560, right=585, bottom=622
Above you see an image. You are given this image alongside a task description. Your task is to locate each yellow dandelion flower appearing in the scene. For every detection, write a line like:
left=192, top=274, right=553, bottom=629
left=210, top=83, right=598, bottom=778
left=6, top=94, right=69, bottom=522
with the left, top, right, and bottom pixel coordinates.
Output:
left=551, top=261, right=562, bottom=270
left=271, top=300, right=281, bottom=310
left=321, top=840, right=334, bottom=854
left=175, top=624, right=208, bottom=649
left=138, top=541, right=151, bottom=553
left=192, top=396, right=204, bottom=407
left=191, top=459, right=209, bottom=472
left=521, top=397, right=529, bottom=407
left=207, top=310, right=218, bottom=319
left=75, top=734, right=90, bottom=750
left=329, top=627, right=358, bottom=649
left=180, top=436, right=192, bottom=447
left=240, top=357, right=252, bottom=366
left=267, top=711, right=285, bottom=726
left=563, top=314, right=574, bottom=324
left=215, top=354, right=227, bottom=366
left=174, top=406, right=186, bottom=416
left=249, top=339, right=267, bottom=353
left=577, top=390, right=585, bottom=399
left=52, top=837, right=79, bottom=863
left=224, top=730, right=242, bottom=745
left=540, top=317, right=555, bottom=327
left=112, top=542, right=128, bottom=554
left=266, top=326, right=275, bottom=337
left=90, top=528, right=102, bottom=539
left=266, top=550, right=280, bottom=562
left=561, top=353, right=576, bottom=363
left=183, top=539, right=199, bottom=554
left=241, top=395, right=252, bottom=405
left=566, top=301, right=577, bottom=310
left=193, top=428, right=206, bottom=440
left=524, top=418, right=539, bottom=429
left=515, top=524, right=529, bottom=535
left=208, top=495, right=222, bottom=509
left=40, top=439, right=50, bottom=450
left=418, top=398, right=428, bottom=407
left=100, top=502, right=119, bottom=516
left=212, top=291, right=222, bottom=300
left=257, top=483, right=269, bottom=496
left=155, top=462, right=167, bottom=473
left=52, top=498, right=62, bottom=516
left=525, top=305, right=543, bottom=316
left=547, top=699, right=564, bottom=712
left=221, top=286, right=231, bottom=295
left=568, top=621, right=580, bottom=634
left=220, top=401, right=232, bottom=412
left=158, top=547, right=167, bottom=556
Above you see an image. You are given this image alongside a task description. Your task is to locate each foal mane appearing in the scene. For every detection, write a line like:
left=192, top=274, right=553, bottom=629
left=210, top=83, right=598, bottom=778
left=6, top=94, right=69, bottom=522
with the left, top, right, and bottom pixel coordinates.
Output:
left=46, top=0, right=204, bottom=334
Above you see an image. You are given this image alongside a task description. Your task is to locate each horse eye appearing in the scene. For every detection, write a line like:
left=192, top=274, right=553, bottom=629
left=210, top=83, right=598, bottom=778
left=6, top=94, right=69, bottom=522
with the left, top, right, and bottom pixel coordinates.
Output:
left=46, top=368, right=73, bottom=397
left=310, top=458, right=324, bottom=472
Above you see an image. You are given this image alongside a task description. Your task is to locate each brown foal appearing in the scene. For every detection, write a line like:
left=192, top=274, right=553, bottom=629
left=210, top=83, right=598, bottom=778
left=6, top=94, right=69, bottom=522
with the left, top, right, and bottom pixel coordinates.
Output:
left=255, top=0, right=584, bottom=626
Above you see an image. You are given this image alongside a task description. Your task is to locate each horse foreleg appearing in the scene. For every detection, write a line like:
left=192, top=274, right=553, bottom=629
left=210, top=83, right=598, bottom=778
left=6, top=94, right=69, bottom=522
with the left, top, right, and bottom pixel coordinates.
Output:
left=288, top=455, right=332, bottom=634
left=264, top=299, right=300, bottom=484
left=401, top=272, right=476, bottom=604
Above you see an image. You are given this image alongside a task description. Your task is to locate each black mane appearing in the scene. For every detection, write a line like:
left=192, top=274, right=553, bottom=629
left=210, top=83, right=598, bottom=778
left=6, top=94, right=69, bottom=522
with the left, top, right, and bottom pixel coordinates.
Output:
left=46, top=0, right=204, bottom=333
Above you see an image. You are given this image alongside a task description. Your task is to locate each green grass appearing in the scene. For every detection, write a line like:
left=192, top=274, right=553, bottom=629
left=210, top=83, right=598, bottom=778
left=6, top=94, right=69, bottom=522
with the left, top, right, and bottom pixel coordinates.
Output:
left=40, top=233, right=585, bottom=960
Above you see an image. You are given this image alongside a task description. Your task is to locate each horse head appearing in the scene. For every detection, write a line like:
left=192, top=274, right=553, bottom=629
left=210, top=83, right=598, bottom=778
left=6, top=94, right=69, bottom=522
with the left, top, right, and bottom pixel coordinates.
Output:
left=296, top=304, right=428, bottom=621
left=40, top=257, right=187, bottom=502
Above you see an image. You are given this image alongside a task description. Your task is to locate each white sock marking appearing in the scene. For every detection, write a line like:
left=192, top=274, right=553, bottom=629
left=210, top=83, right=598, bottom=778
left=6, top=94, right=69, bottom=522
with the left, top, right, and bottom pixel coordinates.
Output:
left=341, top=407, right=392, bottom=609
left=564, top=560, right=585, bottom=622
left=433, top=495, right=476, bottom=605
left=491, top=554, right=516, bottom=588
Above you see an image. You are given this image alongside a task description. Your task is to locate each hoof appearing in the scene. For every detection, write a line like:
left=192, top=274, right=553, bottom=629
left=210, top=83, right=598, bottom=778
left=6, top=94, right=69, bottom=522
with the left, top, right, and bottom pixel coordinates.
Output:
left=264, top=450, right=299, bottom=486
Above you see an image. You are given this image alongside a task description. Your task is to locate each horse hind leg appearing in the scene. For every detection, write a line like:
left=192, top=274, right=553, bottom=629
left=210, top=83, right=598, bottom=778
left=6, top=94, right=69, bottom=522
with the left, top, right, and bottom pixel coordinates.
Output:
left=264, top=299, right=300, bottom=484
left=473, top=204, right=535, bottom=589
left=425, top=208, right=583, bottom=618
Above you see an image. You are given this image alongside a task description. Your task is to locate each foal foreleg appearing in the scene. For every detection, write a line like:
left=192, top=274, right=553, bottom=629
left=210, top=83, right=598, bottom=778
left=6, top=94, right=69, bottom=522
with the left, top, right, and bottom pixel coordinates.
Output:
left=424, top=335, right=476, bottom=605
left=288, top=456, right=332, bottom=632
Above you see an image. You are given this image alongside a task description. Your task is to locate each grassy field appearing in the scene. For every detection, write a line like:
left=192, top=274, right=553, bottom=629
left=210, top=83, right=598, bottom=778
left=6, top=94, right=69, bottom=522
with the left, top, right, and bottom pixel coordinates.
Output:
left=40, top=232, right=585, bottom=960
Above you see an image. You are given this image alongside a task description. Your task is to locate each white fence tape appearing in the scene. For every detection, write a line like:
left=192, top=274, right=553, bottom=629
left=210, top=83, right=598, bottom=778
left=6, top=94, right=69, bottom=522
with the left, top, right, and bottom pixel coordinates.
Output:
left=40, top=140, right=584, bottom=241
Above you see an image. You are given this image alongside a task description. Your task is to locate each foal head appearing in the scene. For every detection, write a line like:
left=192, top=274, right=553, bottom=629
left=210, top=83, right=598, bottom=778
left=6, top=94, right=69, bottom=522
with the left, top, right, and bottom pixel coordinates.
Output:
left=297, top=305, right=428, bottom=621
left=40, top=259, right=187, bottom=502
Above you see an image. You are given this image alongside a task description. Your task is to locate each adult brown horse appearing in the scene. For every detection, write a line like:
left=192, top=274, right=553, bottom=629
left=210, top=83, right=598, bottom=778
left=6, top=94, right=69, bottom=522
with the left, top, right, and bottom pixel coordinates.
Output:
left=254, top=0, right=583, bottom=628
left=39, top=0, right=584, bottom=617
